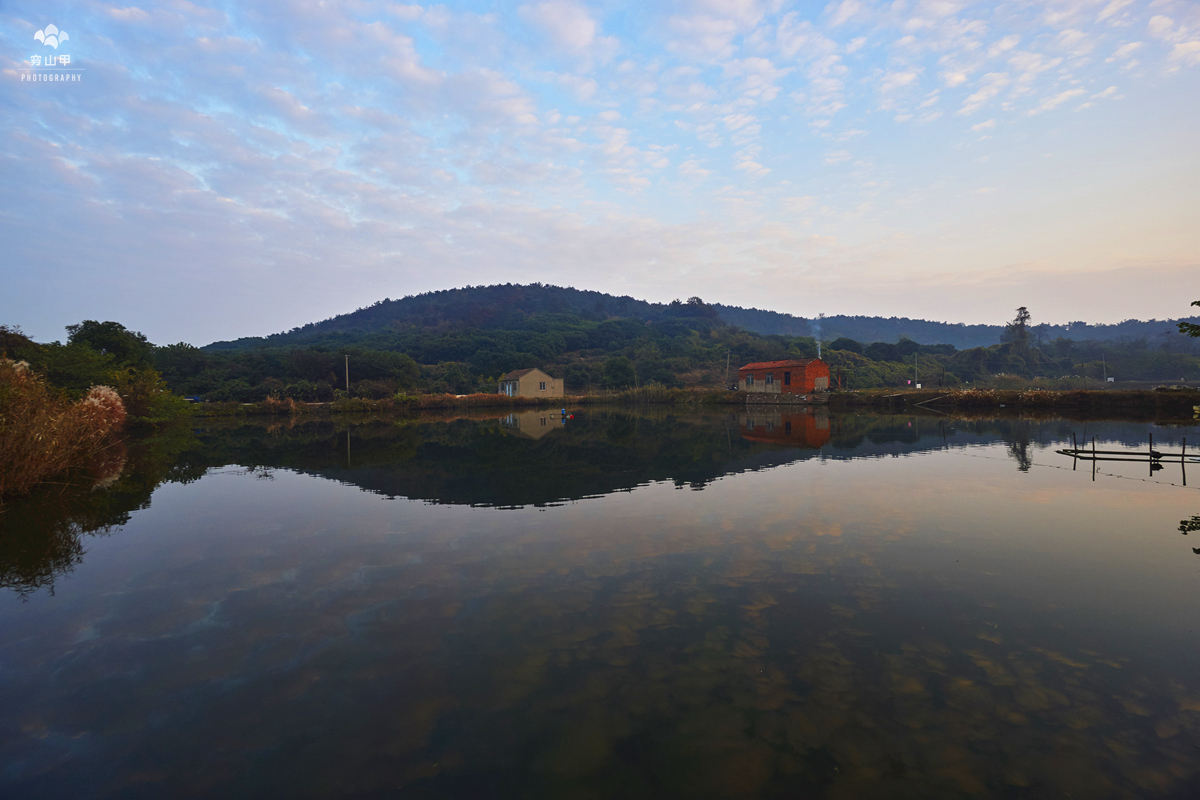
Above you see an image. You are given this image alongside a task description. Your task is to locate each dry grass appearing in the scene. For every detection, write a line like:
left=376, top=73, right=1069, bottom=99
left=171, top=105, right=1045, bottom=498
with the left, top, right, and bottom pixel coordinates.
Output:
left=0, top=360, right=127, bottom=496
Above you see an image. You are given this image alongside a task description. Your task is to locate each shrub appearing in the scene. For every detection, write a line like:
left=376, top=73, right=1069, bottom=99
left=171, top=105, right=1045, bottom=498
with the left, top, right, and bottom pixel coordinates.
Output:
left=0, top=360, right=127, bottom=496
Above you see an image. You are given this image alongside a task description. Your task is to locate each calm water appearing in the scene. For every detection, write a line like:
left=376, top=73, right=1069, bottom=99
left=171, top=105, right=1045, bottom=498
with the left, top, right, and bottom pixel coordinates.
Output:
left=2, top=409, right=1200, bottom=799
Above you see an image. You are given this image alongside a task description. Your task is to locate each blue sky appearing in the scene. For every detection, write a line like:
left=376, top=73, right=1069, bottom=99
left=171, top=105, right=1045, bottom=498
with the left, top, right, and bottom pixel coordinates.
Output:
left=2, top=0, right=1198, bottom=346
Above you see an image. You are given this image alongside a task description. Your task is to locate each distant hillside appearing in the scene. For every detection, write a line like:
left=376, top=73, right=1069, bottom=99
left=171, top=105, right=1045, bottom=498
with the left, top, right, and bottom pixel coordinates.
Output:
left=204, top=283, right=1198, bottom=352
left=712, top=306, right=1003, bottom=349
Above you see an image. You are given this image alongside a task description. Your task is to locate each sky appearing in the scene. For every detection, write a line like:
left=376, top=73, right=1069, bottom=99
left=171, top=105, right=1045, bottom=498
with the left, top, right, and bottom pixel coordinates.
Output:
left=2, top=0, right=1198, bottom=347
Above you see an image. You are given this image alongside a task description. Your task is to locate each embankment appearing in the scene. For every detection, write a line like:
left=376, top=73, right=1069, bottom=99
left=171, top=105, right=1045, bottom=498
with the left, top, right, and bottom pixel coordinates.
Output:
left=831, top=387, right=1200, bottom=421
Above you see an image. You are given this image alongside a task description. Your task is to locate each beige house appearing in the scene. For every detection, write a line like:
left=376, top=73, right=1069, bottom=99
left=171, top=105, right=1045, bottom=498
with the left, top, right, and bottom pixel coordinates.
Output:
left=498, top=368, right=563, bottom=398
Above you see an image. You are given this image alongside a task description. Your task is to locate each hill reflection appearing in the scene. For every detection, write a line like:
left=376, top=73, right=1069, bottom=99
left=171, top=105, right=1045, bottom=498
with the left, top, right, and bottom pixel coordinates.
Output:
left=1, top=410, right=1190, bottom=598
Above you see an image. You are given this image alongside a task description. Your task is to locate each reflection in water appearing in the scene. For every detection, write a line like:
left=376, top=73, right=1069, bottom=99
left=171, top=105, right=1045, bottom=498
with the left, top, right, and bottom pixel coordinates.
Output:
left=3, top=411, right=1200, bottom=797
left=739, top=408, right=830, bottom=448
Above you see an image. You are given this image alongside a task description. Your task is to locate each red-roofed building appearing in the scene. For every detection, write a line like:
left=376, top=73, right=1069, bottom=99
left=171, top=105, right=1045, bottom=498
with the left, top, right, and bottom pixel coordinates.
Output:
left=737, top=358, right=830, bottom=394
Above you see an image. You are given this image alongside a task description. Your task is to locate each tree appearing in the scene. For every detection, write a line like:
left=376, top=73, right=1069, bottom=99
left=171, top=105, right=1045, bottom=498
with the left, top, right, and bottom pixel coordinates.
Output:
left=65, top=320, right=153, bottom=368
left=829, top=337, right=862, bottom=354
left=604, top=356, right=636, bottom=388
left=0, top=325, right=35, bottom=359
left=1178, top=301, right=1200, bottom=338
left=1001, top=307, right=1031, bottom=348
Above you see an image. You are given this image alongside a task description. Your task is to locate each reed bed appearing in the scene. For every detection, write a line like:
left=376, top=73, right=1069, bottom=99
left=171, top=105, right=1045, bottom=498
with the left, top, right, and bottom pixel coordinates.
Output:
left=0, top=359, right=128, bottom=496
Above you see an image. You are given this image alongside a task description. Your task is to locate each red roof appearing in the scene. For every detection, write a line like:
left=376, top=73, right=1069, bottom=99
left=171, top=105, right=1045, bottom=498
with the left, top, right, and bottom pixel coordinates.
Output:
left=738, top=358, right=823, bottom=372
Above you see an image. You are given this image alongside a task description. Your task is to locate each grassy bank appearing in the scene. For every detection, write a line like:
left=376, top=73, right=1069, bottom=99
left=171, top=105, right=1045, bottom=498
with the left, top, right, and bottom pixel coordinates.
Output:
left=831, top=387, right=1200, bottom=420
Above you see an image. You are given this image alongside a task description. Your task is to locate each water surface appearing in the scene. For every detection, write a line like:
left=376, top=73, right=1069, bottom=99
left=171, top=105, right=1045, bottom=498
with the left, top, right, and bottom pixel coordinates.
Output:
left=2, top=409, right=1199, bottom=798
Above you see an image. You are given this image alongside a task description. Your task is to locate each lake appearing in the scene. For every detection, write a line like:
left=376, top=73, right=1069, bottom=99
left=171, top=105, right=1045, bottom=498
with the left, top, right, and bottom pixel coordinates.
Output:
left=2, top=408, right=1200, bottom=799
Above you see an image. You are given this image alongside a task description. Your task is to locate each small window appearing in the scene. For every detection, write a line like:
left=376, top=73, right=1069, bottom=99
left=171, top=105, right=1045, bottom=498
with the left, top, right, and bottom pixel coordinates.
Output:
left=766, top=421, right=774, bottom=431
left=785, top=421, right=792, bottom=434
left=746, top=420, right=753, bottom=429
left=765, top=373, right=774, bottom=385
left=540, top=417, right=547, bottom=426
left=746, top=375, right=754, bottom=385
left=539, top=381, right=546, bottom=390
left=783, top=371, right=791, bottom=386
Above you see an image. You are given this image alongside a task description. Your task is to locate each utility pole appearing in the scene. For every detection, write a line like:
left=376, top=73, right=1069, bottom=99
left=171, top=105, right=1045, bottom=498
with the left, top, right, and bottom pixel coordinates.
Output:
left=914, top=352, right=918, bottom=386
left=725, top=350, right=731, bottom=389
left=345, top=355, right=350, bottom=392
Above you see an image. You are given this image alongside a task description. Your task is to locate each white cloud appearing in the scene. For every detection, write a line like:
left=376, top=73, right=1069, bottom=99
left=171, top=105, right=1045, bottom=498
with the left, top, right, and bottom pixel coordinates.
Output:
left=956, top=72, right=1010, bottom=115
left=1029, top=88, right=1087, bottom=114
left=1097, top=0, right=1134, bottom=23
left=735, top=160, right=771, bottom=176
left=881, top=70, right=920, bottom=93
left=519, top=1, right=618, bottom=67
left=1171, top=41, right=1200, bottom=65
left=678, top=159, right=711, bottom=178
left=1106, top=41, right=1143, bottom=62
left=987, top=35, right=1020, bottom=58
left=1053, top=29, right=1093, bottom=57
left=1148, top=16, right=1175, bottom=40
left=970, top=118, right=995, bottom=131
left=824, top=149, right=852, bottom=164
left=826, top=0, right=864, bottom=27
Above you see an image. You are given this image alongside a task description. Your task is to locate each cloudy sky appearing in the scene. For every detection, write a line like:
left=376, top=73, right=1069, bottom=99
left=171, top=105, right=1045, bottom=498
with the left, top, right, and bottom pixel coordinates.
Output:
left=2, top=0, right=1198, bottom=346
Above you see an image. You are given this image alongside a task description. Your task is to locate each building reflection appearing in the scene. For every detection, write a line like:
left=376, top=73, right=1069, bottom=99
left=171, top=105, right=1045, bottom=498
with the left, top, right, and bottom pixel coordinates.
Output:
left=738, top=408, right=831, bottom=449
left=499, top=409, right=564, bottom=440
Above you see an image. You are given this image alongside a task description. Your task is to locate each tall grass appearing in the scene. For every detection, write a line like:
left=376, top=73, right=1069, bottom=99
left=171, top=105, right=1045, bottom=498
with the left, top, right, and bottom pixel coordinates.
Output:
left=0, top=359, right=127, bottom=496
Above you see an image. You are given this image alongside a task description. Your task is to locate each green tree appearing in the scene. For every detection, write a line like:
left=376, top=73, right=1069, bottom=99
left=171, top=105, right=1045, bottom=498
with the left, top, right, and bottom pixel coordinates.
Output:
left=1178, top=301, right=1200, bottom=338
left=604, top=356, right=636, bottom=388
left=66, top=320, right=153, bottom=368
left=1000, top=307, right=1031, bottom=348
left=829, top=337, right=862, bottom=354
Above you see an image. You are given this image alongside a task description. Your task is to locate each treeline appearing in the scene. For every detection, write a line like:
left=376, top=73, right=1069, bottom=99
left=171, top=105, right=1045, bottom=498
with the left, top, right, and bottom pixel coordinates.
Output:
left=6, top=301, right=1199, bottom=408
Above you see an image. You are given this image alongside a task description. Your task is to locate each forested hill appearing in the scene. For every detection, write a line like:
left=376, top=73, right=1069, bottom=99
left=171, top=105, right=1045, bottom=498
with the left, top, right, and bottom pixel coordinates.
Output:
left=711, top=306, right=1003, bottom=348
left=203, top=283, right=1196, bottom=351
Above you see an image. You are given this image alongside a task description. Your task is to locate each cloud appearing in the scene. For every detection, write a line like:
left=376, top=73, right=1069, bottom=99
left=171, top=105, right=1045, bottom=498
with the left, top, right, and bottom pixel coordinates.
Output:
left=1053, top=29, right=1094, bottom=57
left=1171, top=41, right=1200, bottom=66
left=826, top=0, right=865, bottom=28
left=519, top=1, right=618, bottom=67
left=1097, top=0, right=1134, bottom=23
left=988, top=35, right=1020, bottom=58
left=1029, top=88, right=1087, bottom=115
left=956, top=72, right=1010, bottom=115
left=735, top=160, right=771, bottom=176
left=3, top=0, right=1198, bottom=344
left=881, top=70, right=920, bottom=93
left=1106, top=41, right=1142, bottom=62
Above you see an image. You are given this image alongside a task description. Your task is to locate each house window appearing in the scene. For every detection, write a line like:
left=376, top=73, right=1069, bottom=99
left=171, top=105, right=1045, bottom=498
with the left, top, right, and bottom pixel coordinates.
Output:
left=539, top=381, right=546, bottom=390
left=746, top=420, right=753, bottom=429
left=784, top=371, right=791, bottom=386
left=785, top=421, right=792, bottom=434
left=765, top=373, right=774, bottom=385
left=766, top=421, right=774, bottom=431
left=746, top=375, right=754, bottom=385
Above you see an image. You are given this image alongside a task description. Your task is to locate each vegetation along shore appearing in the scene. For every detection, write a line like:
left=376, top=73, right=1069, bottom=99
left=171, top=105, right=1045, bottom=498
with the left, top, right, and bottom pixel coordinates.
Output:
left=3, top=289, right=1199, bottom=497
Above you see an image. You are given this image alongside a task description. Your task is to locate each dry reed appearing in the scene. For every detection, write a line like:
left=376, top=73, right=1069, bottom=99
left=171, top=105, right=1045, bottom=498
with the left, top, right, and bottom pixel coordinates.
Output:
left=0, top=359, right=127, bottom=496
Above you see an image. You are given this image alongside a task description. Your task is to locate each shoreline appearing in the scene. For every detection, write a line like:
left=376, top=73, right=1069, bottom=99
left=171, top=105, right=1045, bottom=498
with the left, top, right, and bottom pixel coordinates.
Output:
left=182, top=386, right=1200, bottom=423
